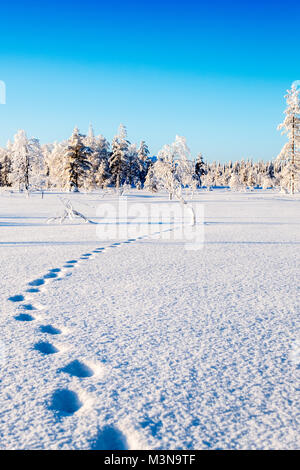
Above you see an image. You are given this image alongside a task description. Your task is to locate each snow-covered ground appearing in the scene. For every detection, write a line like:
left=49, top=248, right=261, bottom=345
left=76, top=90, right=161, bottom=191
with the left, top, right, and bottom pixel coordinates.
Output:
left=0, top=189, right=299, bottom=450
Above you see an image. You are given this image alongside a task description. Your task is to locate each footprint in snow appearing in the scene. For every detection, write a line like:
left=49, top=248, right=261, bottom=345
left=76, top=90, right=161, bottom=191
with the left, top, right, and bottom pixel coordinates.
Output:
left=90, top=426, right=128, bottom=450
left=44, top=272, right=58, bottom=279
left=34, top=341, right=59, bottom=355
left=39, top=325, right=61, bottom=335
left=28, top=278, right=45, bottom=287
left=15, top=313, right=35, bottom=322
left=8, top=295, right=24, bottom=302
left=50, top=389, right=82, bottom=415
left=19, top=304, right=36, bottom=311
left=59, top=360, right=94, bottom=378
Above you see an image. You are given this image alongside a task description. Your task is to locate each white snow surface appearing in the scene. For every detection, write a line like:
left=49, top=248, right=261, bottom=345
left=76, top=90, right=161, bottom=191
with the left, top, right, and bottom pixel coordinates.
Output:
left=0, top=189, right=299, bottom=450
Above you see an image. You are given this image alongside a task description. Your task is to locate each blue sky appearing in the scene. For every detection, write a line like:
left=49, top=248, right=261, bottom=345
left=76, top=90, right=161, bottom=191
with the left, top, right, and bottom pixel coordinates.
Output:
left=0, top=0, right=299, bottom=161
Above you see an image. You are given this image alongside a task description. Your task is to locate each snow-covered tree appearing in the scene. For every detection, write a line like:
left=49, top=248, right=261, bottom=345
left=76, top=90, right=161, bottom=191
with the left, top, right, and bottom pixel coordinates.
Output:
left=83, top=125, right=110, bottom=189
left=194, top=153, right=205, bottom=187
left=277, top=83, right=300, bottom=194
left=137, top=140, right=151, bottom=187
left=28, top=137, right=46, bottom=191
left=150, top=135, right=197, bottom=199
left=108, top=124, right=130, bottom=190
left=46, top=141, right=67, bottom=189
left=174, top=136, right=196, bottom=191
left=9, top=130, right=31, bottom=191
left=126, top=143, right=141, bottom=187
left=62, top=127, right=92, bottom=191
left=0, top=148, right=12, bottom=187
left=229, top=173, right=243, bottom=191
left=95, top=160, right=111, bottom=189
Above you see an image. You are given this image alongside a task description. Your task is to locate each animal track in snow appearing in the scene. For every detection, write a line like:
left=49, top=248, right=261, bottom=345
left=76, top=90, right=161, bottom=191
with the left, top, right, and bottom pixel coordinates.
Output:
left=39, top=325, right=61, bottom=335
left=59, top=360, right=94, bottom=378
left=90, top=426, right=128, bottom=450
left=34, top=341, right=59, bottom=355
left=15, top=313, right=35, bottom=322
left=44, top=272, right=58, bottom=279
left=8, top=233, right=167, bottom=432
left=50, top=389, right=82, bottom=415
left=8, top=294, right=24, bottom=302
left=28, top=278, right=45, bottom=287
left=19, top=303, right=36, bottom=311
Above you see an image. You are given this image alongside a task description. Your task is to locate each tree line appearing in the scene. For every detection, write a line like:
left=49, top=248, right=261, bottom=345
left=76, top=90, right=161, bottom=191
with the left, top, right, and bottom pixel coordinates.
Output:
left=0, top=84, right=299, bottom=195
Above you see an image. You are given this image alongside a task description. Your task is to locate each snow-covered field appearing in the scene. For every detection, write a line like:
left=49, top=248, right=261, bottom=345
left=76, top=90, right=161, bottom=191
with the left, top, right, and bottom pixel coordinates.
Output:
left=0, top=189, right=299, bottom=450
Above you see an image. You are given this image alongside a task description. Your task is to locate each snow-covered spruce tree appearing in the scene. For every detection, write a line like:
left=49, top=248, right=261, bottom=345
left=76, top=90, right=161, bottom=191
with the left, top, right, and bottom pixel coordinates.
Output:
left=8, top=130, right=45, bottom=192
left=108, top=124, right=130, bottom=190
left=194, top=153, right=206, bottom=188
left=246, top=161, right=257, bottom=190
left=46, top=141, right=67, bottom=189
left=126, top=143, right=141, bottom=187
left=83, top=124, right=111, bottom=189
left=62, top=127, right=92, bottom=192
left=229, top=172, right=243, bottom=191
left=261, top=161, right=276, bottom=190
left=9, top=130, right=31, bottom=191
left=214, top=162, right=224, bottom=187
left=0, top=147, right=12, bottom=187
left=28, top=137, right=46, bottom=191
left=277, top=83, right=300, bottom=194
left=144, top=163, right=158, bottom=192
left=202, top=164, right=214, bottom=190
left=137, top=140, right=151, bottom=187
left=95, top=160, right=111, bottom=189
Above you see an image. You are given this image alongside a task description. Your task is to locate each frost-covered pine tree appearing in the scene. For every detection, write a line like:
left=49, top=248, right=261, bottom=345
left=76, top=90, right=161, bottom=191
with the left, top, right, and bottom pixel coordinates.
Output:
left=62, top=127, right=92, bottom=191
left=277, top=83, right=300, bottom=194
left=137, top=140, right=150, bottom=187
left=46, top=141, right=67, bottom=189
left=151, top=142, right=177, bottom=199
left=150, top=135, right=196, bottom=199
left=194, top=153, right=205, bottom=187
left=174, top=136, right=196, bottom=189
left=9, top=130, right=31, bottom=191
left=144, top=163, right=158, bottom=192
left=261, top=161, right=275, bottom=190
left=95, top=160, right=111, bottom=189
left=229, top=172, right=242, bottom=191
left=108, top=124, right=130, bottom=190
left=126, top=143, right=140, bottom=186
left=0, top=147, right=12, bottom=187
left=83, top=124, right=110, bottom=189
left=28, top=137, right=46, bottom=191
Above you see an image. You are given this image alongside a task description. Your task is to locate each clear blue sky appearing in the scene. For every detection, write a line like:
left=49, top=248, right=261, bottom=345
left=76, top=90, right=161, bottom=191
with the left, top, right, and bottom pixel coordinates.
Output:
left=0, top=0, right=299, bottom=162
